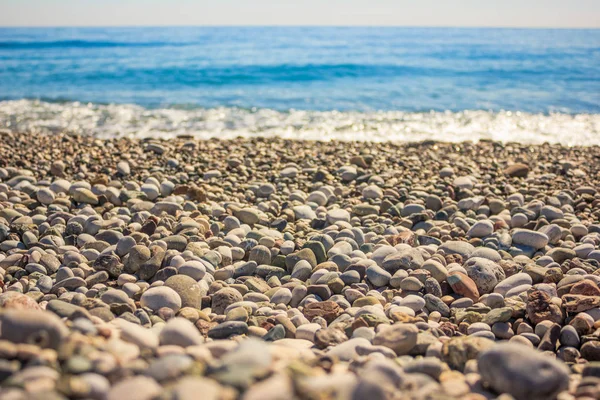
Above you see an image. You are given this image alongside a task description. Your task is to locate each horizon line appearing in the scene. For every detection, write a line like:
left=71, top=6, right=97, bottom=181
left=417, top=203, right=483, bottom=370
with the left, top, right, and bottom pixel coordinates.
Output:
left=1, top=24, right=599, bottom=30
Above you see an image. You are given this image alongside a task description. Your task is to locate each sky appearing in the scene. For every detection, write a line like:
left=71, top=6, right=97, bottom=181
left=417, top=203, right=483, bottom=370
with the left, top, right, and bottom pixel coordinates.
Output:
left=0, top=0, right=599, bottom=28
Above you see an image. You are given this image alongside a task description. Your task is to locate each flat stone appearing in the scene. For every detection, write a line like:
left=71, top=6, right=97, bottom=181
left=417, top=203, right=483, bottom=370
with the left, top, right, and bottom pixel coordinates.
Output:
left=494, top=273, right=533, bottom=297
left=208, top=321, right=249, bottom=339
left=504, top=163, right=530, bottom=178
left=236, top=208, right=261, bottom=225
left=511, top=230, right=549, bottom=250
left=439, top=241, right=475, bottom=259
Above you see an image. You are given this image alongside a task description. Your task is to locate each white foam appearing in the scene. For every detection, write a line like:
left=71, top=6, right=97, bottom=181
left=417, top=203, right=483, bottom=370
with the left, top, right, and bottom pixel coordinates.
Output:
left=1, top=99, right=599, bottom=145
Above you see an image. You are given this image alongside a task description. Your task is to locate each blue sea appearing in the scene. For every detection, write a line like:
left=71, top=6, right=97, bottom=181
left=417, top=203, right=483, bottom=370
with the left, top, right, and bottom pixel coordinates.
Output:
left=0, top=27, right=599, bottom=144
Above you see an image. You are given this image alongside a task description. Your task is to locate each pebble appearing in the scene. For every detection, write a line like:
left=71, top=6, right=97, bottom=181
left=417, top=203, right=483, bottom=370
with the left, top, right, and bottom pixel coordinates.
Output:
left=0, top=310, right=68, bottom=349
left=159, top=318, right=204, bottom=347
left=467, top=220, right=494, bottom=238
left=114, top=319, right=159, bottom=349
left=107, top=375, right=162, bottom=400
left=0, top=136, right=597, bottom=399
left=373, top=324, right=418, bottom=355
left=478, top=343, right=570, bottom=400
left=140, top=286, right=182, bottom=313
left=511, top=229, right=549, bottom=250
left=463, top=257, right=505, bottom=294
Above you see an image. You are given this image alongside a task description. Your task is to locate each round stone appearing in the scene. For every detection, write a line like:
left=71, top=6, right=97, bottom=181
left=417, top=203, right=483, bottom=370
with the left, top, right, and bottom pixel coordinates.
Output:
left=178, top=261, right=207, bottom=280
left=140, top=286, right=182, bottom=313
left=37, top=188, right=55, bottom=205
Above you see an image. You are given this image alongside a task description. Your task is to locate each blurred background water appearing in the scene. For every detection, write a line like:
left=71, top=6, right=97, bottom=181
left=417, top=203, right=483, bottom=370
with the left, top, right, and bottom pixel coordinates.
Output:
left=0, top=27, right=599, bottom=143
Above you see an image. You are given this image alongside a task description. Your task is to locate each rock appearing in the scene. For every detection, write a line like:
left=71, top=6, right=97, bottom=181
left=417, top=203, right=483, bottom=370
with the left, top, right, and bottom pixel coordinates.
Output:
left=581, top=341, right=600, bottom=361
left=453, top=176, right=473, bottom=189
left=504, top=163, right=530, bottom=178
left=280, top=166, right=298, bottom=178
left=327, top=337, right=372, bottom=361
left=303, top=301, right=341, bottom=323
left=559, top=325, right=580, bottom=348
left=107, top=376, right=162, bottom=400
left=373, top=323, right=418, bottom=355
left=177, top=260, right=207, bottom=280
left=425, top=294, right=450, bottom=317
left=494, top=273, right=533, bottom=297
left=0, top=310, right=68, bottom=349
left=442, top=336, right=494, bottom=371
left=526, top=290, right=563, bottom=325
left=171, top=377, right=222, bottom=400
left=363, top=185, right=383, bottom=199
left=285, top=248, right=317, bottom=270
left=447, top=272, right=480, bottom=301
left=478, top=343, right=570, bottom=400
left=382, top=248, right=424, bottom=272
left=326, top=209, right=350, bottom=224
left=366, top=265, right=392, bottom=287
left=37, top=188, right=55, bottom=205
left=540, top=206, right=563, bottom=221
left=2, top=120, right=600, bottom=400
left=463, top=257, right=505, bottom=294
left=114, top=319, right=159, bottom=349
left=314, top=327, right=348, bottom=349
left=140, top=286, right=182, bottom=313
left=249, top=245, right=272, bottom=265
left=208, top=321, right=249, bottom=339
left=159, top=318, right=204, bottom=347
left=271, top=288, right=293, bottom=305
left=293, top=205, right=317, bottom=220
left=117, top=161, right=130, bottom=175
left=236, top=208, right=261, bottom=225
left=72, top=188, right=99, bottom=204
left=570, top=279, right=600, bottom=296
left=467, top=220, right=494, bottom=238
left=483, top=307, right=513, bottom=325
left=212, top=287, right=244, bottom=315
left=165, top=275, right=204, bottom=308
left=0, top=292, right=41, bottom=310
left=422, top=260, right=448, bottom=282
left=511, top=230, right=549, bottom=250
left=439, top=241, right=475, bottom=259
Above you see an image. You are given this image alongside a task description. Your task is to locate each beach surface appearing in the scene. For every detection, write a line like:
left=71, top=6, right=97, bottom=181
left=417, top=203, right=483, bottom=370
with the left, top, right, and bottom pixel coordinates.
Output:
left=0, top=131, right=600, bottom=399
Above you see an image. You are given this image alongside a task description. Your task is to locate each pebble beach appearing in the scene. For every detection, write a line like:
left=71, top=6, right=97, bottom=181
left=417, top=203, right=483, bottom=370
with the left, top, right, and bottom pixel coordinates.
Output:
left=1, top=131, right=600, bottom=400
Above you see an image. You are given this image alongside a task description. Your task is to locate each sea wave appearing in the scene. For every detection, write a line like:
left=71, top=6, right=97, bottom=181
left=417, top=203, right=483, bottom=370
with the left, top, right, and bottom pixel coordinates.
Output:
left=0, top=40, right=190, bottom=49
left=0, top=99, right=599, bottom=145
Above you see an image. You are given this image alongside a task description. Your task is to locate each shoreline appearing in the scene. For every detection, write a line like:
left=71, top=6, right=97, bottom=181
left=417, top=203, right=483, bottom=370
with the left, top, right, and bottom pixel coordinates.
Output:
left=1, top=132, right=600, bottom=399
left=2, top=100, right=600, bottom=145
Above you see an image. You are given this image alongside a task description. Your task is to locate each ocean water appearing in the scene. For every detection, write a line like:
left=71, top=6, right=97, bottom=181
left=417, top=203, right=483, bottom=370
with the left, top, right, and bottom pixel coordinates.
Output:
left=0, top=27, right=599, bottom=143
